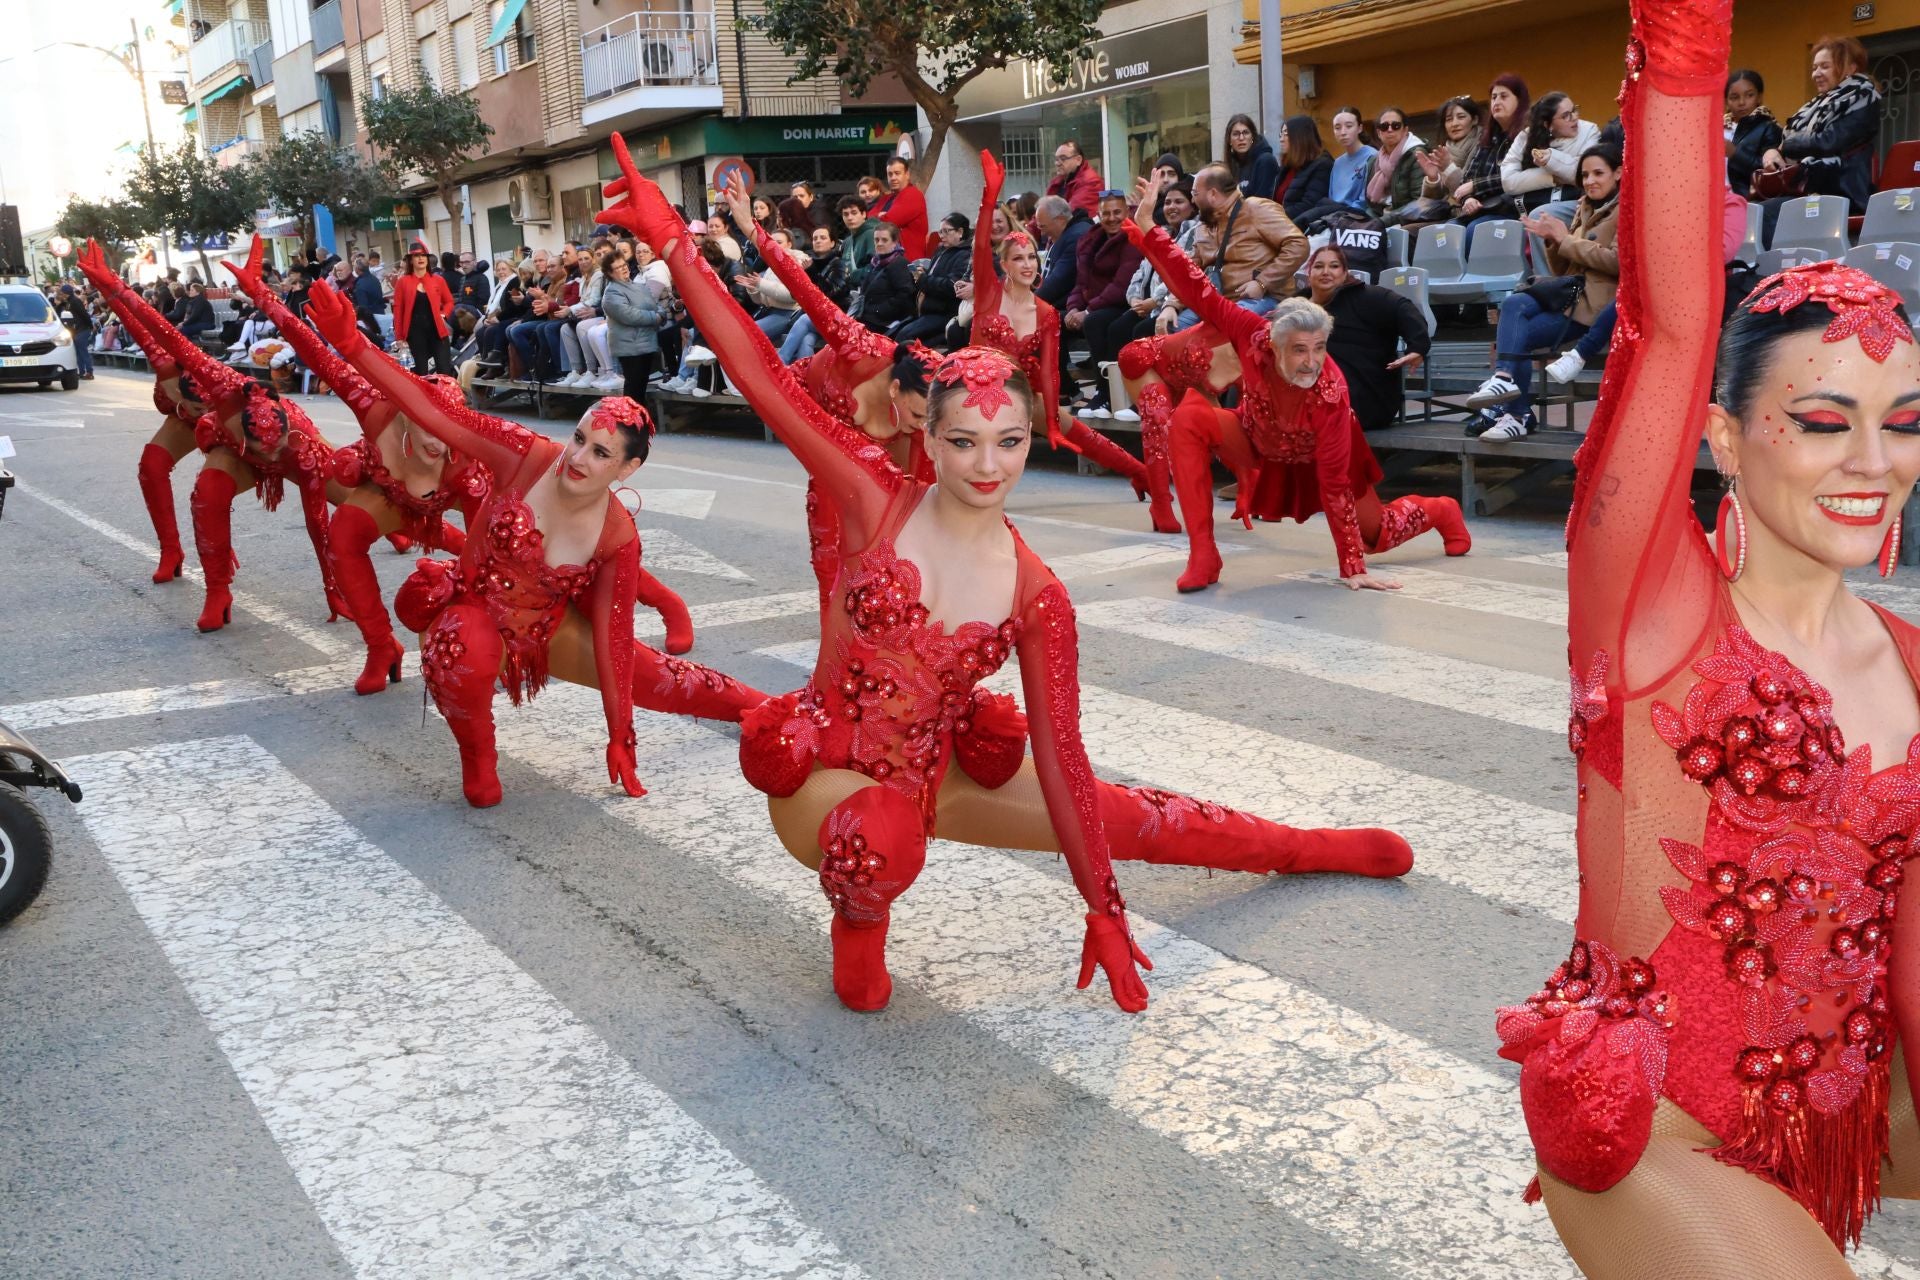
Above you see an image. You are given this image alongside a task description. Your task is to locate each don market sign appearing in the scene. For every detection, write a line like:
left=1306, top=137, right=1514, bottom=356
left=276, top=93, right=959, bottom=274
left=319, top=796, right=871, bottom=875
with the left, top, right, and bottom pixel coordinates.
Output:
left=954, top=14, right=1207, bottom=121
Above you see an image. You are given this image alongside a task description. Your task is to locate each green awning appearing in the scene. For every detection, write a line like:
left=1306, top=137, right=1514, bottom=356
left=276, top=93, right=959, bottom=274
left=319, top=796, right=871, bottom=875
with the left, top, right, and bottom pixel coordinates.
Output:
left=486, top=0, right=529, bottom=47
left=167, top=0, right=184, bottom=13
left=181, top=104, right=197, bottom=123
left=203, top=74, right=249, bottom=104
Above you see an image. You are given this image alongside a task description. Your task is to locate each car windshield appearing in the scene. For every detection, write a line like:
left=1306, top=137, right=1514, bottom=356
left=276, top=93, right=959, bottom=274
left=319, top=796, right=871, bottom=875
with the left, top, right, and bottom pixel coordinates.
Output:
left=0, top=294, right=52, bottom=324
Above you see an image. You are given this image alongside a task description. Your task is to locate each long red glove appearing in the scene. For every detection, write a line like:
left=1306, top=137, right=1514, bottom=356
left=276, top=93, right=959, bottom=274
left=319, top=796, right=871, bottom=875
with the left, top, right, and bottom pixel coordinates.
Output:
left=1078, top=914, right=1152, bottom=1013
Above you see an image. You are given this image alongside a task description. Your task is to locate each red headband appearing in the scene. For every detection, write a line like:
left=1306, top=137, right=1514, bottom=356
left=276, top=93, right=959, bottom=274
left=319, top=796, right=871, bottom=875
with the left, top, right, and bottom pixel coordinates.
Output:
left=1743, top=261, right=1915, bottom=364
left=934, top=346, right=1023, bottom=421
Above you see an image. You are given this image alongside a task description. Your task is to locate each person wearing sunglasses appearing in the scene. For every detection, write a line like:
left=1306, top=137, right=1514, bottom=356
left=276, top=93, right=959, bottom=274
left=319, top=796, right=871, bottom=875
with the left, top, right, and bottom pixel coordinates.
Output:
left=1364, top=107, right=1430, bottom=226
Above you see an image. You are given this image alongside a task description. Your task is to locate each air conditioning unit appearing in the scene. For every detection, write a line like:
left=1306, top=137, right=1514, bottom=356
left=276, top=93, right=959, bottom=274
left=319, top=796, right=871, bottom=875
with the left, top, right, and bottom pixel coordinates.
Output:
left=642, top=37, right=694, bottom=81
left=508, top=172, right=553, bottom=223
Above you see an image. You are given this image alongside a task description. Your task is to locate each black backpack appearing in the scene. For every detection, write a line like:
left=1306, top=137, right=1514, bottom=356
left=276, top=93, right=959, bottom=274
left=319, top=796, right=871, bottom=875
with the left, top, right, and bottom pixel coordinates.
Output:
left=1320, top=209, right=1390, bottom=279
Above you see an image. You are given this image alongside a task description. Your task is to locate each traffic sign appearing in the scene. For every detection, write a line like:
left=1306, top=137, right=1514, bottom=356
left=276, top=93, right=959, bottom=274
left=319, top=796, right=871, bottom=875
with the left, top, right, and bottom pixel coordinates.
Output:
left=710, top=155, right=754, bottom=195
left=49, top=236, right=72, bottom=258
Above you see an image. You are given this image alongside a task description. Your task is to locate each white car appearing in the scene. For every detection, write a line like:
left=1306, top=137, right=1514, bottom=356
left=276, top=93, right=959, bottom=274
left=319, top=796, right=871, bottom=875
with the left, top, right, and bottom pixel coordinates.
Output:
left=0, top=286, right=79, bottom=391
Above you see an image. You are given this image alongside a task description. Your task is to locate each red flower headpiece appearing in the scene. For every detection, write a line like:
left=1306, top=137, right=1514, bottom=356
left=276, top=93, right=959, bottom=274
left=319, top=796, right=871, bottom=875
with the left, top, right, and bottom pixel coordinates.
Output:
left=1743, top=261, right=1914, bottom=363
left=242, top=383, right=288, bottom=449
left=1002, top=231, right=1035, bottom=253
left=588, top=394, right=655, bottom=441
left=898, top=340, right=940, bottom=372
left=933, top=346, right=1023, bottom=420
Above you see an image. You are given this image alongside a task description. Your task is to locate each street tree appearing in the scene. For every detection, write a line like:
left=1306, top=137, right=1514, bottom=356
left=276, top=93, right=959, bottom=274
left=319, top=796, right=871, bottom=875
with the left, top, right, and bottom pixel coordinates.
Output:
left=752, top=0, right=1103, bottom=187
left=360, top=84, right=495, bottom=254
left=53, top=195, right=145, bottom=262
left=124, top=140, right=260, bottom=280
left=249, top=130, right=386, bottom=252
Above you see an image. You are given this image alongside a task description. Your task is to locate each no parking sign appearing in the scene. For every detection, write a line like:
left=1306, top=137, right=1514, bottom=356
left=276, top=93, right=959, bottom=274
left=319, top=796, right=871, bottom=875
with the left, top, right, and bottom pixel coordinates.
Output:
left=711, top=156, right=755, bottom=196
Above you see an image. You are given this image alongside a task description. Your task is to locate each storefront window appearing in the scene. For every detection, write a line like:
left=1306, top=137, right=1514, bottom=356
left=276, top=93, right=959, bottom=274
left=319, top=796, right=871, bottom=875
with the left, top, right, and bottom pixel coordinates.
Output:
left=1111, top=71, right=1210, bottom=189
left=973, top=98, right=1103, bottom=200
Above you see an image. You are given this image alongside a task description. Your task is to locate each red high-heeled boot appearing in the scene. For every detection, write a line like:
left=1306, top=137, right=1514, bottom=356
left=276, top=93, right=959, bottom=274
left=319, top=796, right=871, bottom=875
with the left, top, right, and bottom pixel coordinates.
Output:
left=1134, top=382, right=1182, bottom=534
left=422, top=603, right=504, bottom=807
left=138, top=443, right=186, bottom=582
left=818, top=786, right=926, bottom=1012
left=1063, top=415, right=1150, bottom=495
left=1100, top=781, right=1413, bottom=878
left=190, top=469, right=238, bottom=631
left=1169, top=394, right=1226, bottom=592
left=636, top=566, right=694, bottom=655
left=331, top=504, right=406, bottom=694
left=1366, top=495, right=1472, bottom=558
left=631, top=647, right=768, bottom=722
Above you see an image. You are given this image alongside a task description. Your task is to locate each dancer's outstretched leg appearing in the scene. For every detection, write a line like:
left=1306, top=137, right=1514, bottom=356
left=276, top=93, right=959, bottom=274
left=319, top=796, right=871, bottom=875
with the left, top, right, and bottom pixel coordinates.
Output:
left=1358, top=489, right=1471, bottom=557
left=421, top=601, right=505, bottom=807
left=189, top=465, right=240, bottom=632
left=816, top=784, right=926, bottom=1011
left=1130, top=381, right=1182, bottom=534
left=1169, top=390, right=1256, bottom=592
left=937, top=759, right=1412, bottom=878
left=546, top=607, right=767, bottom=721
left=1062, top=413, right=1151, bottom=498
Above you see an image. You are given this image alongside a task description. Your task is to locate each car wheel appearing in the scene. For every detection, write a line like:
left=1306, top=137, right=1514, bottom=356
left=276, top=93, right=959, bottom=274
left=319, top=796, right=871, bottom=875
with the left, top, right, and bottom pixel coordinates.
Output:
left=59, top=371, right=79, bottom=391
left=0, top=781, right=53, bottom=925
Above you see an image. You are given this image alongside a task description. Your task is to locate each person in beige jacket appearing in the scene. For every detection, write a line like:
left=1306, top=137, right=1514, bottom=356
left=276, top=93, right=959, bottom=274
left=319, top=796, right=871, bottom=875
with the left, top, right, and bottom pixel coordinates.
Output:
left=1179, top=164, right=1307, bottom=331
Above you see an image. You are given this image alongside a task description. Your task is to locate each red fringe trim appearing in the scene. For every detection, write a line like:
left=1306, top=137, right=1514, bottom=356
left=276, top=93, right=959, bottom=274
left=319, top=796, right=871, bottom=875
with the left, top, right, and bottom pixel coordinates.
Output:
left=1711, top=1062, right=1889, bottom=1250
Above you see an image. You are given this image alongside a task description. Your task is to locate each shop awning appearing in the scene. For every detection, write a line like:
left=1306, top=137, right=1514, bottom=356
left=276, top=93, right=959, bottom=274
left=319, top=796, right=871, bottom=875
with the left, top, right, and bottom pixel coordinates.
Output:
left=167, top=0, right=184, bottom=13
left=181, top=104, right=197, bottom=124
left=486, top=0, right=529, bottom=47
left=202, top=74, right=250, bottom=105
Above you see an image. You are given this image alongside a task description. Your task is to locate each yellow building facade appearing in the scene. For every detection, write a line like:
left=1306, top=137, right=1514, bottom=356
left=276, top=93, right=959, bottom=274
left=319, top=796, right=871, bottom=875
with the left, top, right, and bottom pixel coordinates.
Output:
left=1239, top=0, right=1920, bottom=149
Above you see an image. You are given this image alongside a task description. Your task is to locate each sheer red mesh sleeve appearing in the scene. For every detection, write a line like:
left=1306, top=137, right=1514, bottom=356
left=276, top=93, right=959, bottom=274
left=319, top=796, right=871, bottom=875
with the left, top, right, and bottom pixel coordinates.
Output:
left=604, top=175, right=898, bottom=547
left=970, top=153, right=1006, bottom=343
left=1565, top=0, right=1731, bottom=695
left=1015, top=566, right=1128, bottom=923
left=589, top=525, right=640, bottom=773
left=345, top=339, right=533, bottom=479
left=226, top=261, right=380, bottom=421
left=753, top=225, right=893, bottom=373
left=1034, top=303, right=1072, bottom=452
left=98, top=280, right=248, bottom=407
left=1312, top=379, right=1369, bottom=578
left=112, top=302, right=179, bottom=383
left=1123, top=223, right=1266, bottom=349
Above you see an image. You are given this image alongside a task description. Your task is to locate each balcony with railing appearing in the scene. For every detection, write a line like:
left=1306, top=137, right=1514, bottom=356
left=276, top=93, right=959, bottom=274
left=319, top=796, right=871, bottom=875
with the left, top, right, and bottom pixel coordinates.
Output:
left=580, top=8, right=722, bottom=126
left=311, top=0, right=344, bottom=55
left=206, top=135, right=266, bottom=168
left=188, top=17, right=263, bottom=88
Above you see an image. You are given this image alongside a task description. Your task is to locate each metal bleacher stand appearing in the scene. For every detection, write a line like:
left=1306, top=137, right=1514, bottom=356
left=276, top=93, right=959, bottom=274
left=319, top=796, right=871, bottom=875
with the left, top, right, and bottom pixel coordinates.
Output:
left=1768, top=194, right=1852, bottom=257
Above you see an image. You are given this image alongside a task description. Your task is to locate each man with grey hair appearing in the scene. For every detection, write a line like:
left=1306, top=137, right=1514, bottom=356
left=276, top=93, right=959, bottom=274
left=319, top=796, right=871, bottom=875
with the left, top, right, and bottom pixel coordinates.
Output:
left=1126, top=180, right=1470, bottom=594
left=1033, top=192, right=1094, bottom=390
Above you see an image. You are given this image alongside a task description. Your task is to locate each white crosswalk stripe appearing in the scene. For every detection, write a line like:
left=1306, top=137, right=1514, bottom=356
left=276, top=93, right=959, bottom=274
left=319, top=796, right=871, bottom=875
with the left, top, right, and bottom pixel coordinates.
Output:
left=1076, top=597, right=1566, bottom=733
left=66, top=735, right=866, bottom=1280
left=633, top=488, right=716, bottom=520
left=492, top=686, right=1573, bottom=1280
left=1280, top=565, right=1568, bottom=626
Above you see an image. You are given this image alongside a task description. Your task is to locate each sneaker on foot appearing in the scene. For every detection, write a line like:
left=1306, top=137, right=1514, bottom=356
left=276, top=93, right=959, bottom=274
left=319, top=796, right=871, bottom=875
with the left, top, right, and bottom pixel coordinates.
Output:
left=690, top=385, right=713, bottom=398
left=1465, top=371, right=1522, bottom=409
left=1544, top=350, right=1586, bottom=384
left=1480, top=411, right=1534, bottom=440
left=1112, top=407, right=1140, bottom=422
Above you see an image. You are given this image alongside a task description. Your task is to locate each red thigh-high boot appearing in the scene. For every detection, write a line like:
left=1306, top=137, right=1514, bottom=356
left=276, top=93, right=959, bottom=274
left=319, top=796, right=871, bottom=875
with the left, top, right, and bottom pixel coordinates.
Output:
left=818, top=786, right=927, bottom=1011
left=1133, top=382, right=1182, bottom=534
left=636, top=565, right=694, bottom=655
left=189, top=469, right=238, bottom=632
left=1169, top=391, right=1226, bottom=592
left=630, top=647, right=768, bottom=722
left=330, top=504, right=405, bottom=694
left=138, top=443, right=186, bottom=582
left=432, top=519, right=467, bottom=557
left=1366, top=495, right=1472, bottom=557
left=1062, top=415, right=1151, bottom=497
left=422, top=602, right=506, bottom=807
left=1099, top=781, right=1413, bottom=878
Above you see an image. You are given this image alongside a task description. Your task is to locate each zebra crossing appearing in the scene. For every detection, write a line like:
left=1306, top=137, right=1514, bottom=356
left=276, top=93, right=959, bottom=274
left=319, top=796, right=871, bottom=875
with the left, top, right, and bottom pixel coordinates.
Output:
left=13, top=442, right=1920, bottom=1280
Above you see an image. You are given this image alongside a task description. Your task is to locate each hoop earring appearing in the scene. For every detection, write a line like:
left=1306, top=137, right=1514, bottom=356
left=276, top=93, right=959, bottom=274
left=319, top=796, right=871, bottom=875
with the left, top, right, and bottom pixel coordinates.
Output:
left=401, top=429, right=414, bottom=460
left=1881, top=512, right=1903, bottom=578
left=1715, top=479, right=1746, bottom=582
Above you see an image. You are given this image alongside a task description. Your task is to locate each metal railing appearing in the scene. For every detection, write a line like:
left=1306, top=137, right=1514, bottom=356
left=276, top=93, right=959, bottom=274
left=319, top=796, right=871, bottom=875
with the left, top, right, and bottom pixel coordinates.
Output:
left=312, top=0, right=344, bottom=54
left=580, top=8, right=719, bottom=103
left=207, top=135, right=265, bottom=167
left=188, top=18, right=262, bottom=85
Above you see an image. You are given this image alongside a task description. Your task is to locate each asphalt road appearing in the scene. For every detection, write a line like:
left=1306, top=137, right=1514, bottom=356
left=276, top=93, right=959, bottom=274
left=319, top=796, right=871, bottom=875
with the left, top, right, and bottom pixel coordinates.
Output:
left=5, top=370, right=1920, bottom=1280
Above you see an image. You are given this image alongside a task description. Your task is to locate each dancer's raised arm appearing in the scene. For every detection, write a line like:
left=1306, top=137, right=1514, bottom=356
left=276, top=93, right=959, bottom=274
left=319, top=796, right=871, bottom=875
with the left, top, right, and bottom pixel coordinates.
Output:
left=304, top=278, right=537, bottom=479
left=971, top=151, right=1007, bottom=327
left=599, top=133, right=896, bottom=545
left=1120, top=214, right=1265, bottom=351
left=590, top=530, right=644, bottom=796
left=1564, top=2, right=1730, bottom=691
left=224, top=236, right=382, bottom=422
left=79, top=239, right=249, bottom=408
left=720, top=175, right=890, bottom=368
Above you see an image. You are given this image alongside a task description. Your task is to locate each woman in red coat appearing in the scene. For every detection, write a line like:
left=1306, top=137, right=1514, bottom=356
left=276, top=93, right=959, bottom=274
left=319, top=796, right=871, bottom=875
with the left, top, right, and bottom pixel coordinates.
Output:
left=870, top=157, right=931, bottom=260
left=393, top=239, right=456, bottom=376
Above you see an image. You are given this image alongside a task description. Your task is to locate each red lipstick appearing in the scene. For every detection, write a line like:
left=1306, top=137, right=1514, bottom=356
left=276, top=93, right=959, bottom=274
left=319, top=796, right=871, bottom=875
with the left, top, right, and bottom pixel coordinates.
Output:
left=1814, top=492, right=1887, bottom=526
left=969, top=481, right=1001, bottom=494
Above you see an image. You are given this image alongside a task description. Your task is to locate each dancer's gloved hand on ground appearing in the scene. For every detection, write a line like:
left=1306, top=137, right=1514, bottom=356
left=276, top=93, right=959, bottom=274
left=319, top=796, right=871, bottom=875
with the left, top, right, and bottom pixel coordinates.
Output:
left=1079, top=913, right=1152, bottom=1013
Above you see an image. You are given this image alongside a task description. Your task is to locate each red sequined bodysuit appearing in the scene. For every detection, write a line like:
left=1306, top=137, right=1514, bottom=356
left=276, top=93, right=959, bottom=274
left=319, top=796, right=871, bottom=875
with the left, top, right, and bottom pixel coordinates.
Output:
left=1493, top=0, right=1920, bottom=1250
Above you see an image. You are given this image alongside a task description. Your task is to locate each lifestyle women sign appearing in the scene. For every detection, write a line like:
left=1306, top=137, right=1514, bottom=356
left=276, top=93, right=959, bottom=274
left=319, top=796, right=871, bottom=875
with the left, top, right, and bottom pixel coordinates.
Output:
left=953, top=14, right=1208, bottom=122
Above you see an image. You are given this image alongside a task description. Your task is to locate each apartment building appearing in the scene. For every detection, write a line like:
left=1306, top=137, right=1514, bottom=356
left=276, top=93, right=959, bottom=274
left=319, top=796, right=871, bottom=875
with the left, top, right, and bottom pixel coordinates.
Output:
left=176, top=0, right=917, bottom=262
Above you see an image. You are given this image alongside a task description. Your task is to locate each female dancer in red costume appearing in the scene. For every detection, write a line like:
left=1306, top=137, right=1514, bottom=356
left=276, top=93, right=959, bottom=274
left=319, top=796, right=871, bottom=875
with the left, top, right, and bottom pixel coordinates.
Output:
left=222, top=236, right=498, bottom=695
left=79, top=241, right=347, bottom=631
left=598, top=137, right=1413, bottom=1015
left=972, top=151, right=1171, bottom=527
left=1495, top=1, right=1920, bottom=1270
left=1121, top=188, right=1469, bottom=593
left=119, top=278, right=213, bottom=583
left=301, top=279, right=763, bottom=808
